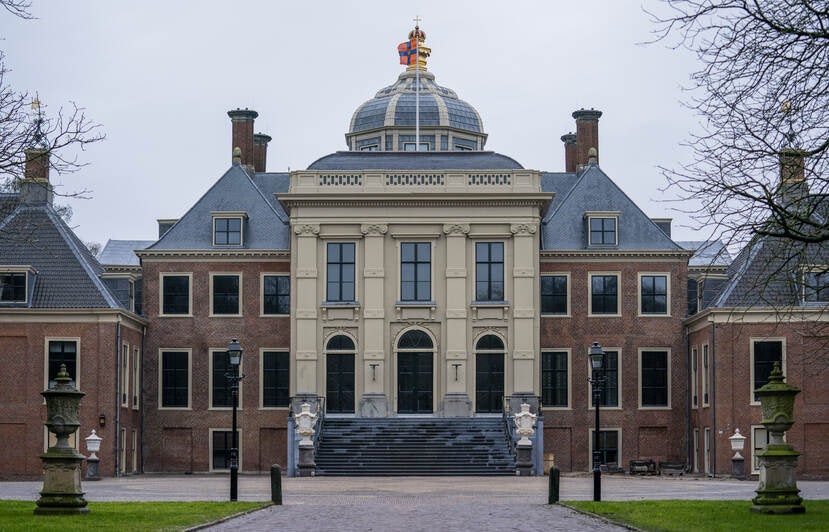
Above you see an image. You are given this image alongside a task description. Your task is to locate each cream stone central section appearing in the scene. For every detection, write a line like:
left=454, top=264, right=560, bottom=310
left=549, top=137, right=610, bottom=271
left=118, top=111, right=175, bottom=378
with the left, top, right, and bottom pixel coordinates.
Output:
left=293, top=224, right=320, bottom=394
left=361, top=223, right=387, bottom=395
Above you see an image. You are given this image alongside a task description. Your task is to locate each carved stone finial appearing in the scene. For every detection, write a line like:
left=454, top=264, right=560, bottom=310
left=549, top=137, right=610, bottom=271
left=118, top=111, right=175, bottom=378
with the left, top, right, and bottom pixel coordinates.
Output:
left=588, top=147, right=598, bottom=165
left=232, top=147, right=242, bottom=164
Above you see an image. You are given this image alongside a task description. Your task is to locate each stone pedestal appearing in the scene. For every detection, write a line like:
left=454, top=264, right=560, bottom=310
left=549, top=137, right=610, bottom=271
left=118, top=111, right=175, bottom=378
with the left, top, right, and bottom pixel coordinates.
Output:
left=358, top=393, right=390, bottom=417
left=437, top=393, right=472, bottom=417
left=516, top=443, right=533, bottom=476
left=731, top=456, right=745, bottom=480
left=298, top=444, right=316, bottom=477
left=85, top=457, right=100, bottom=481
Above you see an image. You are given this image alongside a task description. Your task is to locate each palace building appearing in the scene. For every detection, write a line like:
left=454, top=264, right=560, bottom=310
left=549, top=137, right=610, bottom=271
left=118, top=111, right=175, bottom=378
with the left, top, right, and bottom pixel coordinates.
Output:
left=2, top=25, right=826, bottom=479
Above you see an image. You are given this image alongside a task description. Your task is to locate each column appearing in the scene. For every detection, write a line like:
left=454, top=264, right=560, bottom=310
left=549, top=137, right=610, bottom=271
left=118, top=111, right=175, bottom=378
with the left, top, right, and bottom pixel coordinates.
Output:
left=510, top=223, right=538, bottom=394
left=359, top=224, right=389, bottom=416
left=293, top=224, right=320, bottom=395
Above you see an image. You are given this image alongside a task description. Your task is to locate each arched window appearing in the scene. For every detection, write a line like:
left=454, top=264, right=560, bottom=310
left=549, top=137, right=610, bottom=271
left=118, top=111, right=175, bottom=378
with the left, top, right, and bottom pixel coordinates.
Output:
left=396, top=329, right=434, bottom=414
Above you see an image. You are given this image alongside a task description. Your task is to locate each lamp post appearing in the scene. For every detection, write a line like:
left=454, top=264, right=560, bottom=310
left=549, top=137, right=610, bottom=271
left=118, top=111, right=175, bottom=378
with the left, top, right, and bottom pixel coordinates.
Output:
left=588, top=342, right=606, bottom=502
left=225, top=338, right=245, bottom=501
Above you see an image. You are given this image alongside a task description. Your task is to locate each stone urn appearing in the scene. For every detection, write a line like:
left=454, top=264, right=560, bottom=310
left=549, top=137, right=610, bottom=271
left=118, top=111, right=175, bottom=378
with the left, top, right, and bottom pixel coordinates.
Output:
left=296, top=402, right=318, bottom=477
left=513, top=403, right=537, bottom=476
left=751, top=362, right=804, bottom=514
left=35, top=364, right=89, bottom=514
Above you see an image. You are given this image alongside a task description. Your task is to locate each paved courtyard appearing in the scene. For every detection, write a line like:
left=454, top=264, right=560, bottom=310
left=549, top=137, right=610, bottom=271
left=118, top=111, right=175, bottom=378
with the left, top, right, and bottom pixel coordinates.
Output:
left=3, top=474, right=827, bottom=531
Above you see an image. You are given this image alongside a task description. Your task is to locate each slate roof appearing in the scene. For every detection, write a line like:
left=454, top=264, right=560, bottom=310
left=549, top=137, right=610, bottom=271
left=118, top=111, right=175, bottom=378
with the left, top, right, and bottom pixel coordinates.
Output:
left=0, top=203, right=122, bottom=309
left=540, top=164, right=685, bottom=252
left=145, top=164, right=290, bottom=251
left=676, top=240, right=733, bottom=268
left=307, top=151, right=523, bottom=171
left=98, top=239, right=155, bottom=267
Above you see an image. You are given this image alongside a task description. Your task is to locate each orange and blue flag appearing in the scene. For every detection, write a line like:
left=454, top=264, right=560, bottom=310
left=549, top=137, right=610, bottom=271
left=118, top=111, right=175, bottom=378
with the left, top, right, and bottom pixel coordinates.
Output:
left=398, top=39, right=417, bottom=65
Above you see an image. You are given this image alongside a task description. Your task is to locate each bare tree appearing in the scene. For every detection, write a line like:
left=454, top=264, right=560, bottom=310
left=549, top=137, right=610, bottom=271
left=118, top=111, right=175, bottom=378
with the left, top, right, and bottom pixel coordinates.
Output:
left=647, top=1, right=828, bottom=248
left=0, top=1, right=103, bottom=203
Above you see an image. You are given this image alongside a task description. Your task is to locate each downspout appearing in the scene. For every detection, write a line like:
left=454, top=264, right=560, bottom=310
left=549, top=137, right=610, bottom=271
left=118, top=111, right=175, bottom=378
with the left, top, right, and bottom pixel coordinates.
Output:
left=139, top=324, right=146, bottom=474
left=115, top=318, right=122, bottom=477
left=710, top=320, right=716, bottom=478
left=685, top=326, right=691, bottom=468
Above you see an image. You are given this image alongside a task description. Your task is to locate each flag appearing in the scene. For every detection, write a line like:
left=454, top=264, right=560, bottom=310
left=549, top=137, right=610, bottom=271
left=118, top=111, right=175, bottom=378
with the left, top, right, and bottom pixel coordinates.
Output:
left=398, top=39, right=417, bottom=65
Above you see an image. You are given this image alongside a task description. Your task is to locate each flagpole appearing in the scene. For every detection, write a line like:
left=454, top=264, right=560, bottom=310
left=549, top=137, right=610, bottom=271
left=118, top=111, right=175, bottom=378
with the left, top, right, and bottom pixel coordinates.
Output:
left=415, top=24, right=420, bottom=152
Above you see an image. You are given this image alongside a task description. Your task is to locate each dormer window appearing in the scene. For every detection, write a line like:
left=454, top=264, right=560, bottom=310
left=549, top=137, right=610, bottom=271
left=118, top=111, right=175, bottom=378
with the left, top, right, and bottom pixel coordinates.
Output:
left=403, top=142, right=430, bottom=152
left=0, top=267, right=35, bottom=305
left=803, top=268, right=828, bottom=303
left=212, top=213, right=246, bottom=246
left=587, top=213, right=619, bottom=246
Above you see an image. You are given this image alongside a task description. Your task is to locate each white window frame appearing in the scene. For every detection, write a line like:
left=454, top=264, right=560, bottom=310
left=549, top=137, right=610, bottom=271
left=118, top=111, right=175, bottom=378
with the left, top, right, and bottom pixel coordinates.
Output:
left=260, top=348, right=291, bottom=410
left=588, top=272, right=621, bottom=317
left=588, top=427, right=622, bottom=468
left=208, top=428, right=242, bottom=472
left=209, top=272, right=243, bottom=317
left=398, top=241, right=434, bottom=303
left=638, top=348, right=671, bottom=409
left=0, top=266, right=34, bottom=304
left=132, top=346, right=140, bottom=410
left=158, top=348, right=192, bottom=410
left=691, top=346, right=699, bottom=410
left=44, top=337, right=81, bottom=391
left=586, top=212, right=619, bottom=246
left=637, top=272, right=671, bottom=316
left=541, top=349, right=571, bottom=409
left=324, top=241, right=359, bottom=304
left=261, top=273, right=290, bottom=316
left=403, top=141, right=431, bottom=151
left=750, top=337, right=786, bottom=406
left=704, top=427, right=712, bottom=475
left=801, top=265, right=829, bottom=303
left=540, top=273, right=570, bottom=317
left=159, top=272, right=193, bottom=317
left=131, top=429, right=138, bottom=473
left=212, top=212, right=246, bottom=246
left=701, top=344, right=710, bottom=407
left=121, top=342, right=130, bottom=407
left=588, top=347, right=622, bottom=410
left=119, top=427, right=127, bottom=473
left=693, top=428, right=700, bottom=473
left=751, top=425, right=776, bottom=475
left=209, top=348, right=243, bottom=410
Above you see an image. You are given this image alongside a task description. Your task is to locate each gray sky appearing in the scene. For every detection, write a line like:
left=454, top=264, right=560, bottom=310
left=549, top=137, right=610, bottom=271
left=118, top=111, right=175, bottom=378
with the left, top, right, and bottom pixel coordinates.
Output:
left=3, top=0, right=705, bottom=246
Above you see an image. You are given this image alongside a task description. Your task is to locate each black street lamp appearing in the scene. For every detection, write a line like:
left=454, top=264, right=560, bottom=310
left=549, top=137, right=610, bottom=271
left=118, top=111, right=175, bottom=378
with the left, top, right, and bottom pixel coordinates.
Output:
left=588, top=341, right=606, bottom=502
left=225, top=338, right=245, bottom=501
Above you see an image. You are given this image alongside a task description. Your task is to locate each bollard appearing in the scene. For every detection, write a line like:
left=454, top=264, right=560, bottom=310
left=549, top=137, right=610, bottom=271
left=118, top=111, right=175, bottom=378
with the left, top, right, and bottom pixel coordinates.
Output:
left=270, top=464, right=283, bottom=505
left=548, top=466, right=560, bottom=504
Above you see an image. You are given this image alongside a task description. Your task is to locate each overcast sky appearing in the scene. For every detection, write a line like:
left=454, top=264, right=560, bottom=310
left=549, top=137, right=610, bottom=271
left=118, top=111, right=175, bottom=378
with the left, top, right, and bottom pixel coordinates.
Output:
left=3, top=0, right=706, bottom=246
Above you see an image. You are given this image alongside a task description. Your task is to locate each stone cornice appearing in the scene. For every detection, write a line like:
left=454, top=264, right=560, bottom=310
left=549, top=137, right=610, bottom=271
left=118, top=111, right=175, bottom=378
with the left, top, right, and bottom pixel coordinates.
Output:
left=540, top=249, right=694, bottom=260
left=279, top=195, right=552, bottom=210
left=136, top=249, right=290, bottom=259
left=0, top=308, right=147, bottom=327
left=684, top=306, right=829, bottom=332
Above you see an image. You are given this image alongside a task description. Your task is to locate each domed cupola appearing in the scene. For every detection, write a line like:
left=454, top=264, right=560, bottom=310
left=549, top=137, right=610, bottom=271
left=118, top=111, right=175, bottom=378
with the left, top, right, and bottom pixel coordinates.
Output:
left=346, top=25, right=488, bottom=152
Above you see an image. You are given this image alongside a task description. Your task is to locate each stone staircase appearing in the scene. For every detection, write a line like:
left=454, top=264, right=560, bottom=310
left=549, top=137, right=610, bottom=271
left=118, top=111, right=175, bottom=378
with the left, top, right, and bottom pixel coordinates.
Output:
left=315, top=417, right=516, bottom=476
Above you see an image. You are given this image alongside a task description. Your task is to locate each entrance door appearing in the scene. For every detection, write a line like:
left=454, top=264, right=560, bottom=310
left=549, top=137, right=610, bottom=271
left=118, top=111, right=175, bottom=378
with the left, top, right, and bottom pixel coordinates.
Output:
left=398, top=352, right=433, bottom=413
left=326, top=354, right=355, bottom=413
left=476, top=353, right=504, bottom=413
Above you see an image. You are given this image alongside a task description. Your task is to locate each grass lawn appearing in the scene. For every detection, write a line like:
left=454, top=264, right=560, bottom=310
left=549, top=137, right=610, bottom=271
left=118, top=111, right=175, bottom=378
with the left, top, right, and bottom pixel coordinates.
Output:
left=0, top=500, right=269, bottom=531
left=565, top=500, right=829, bottom=532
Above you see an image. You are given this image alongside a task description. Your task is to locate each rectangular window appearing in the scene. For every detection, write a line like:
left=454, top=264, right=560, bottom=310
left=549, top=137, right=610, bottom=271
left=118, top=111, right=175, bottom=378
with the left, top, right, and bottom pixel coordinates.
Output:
left=104, top=277, right=134, bottom=312
left=541, top=351, right=568, bottom=407
left=211, top=351, right=232, bottom=408
left=401, top=242, right=431, bottom=302
left=0, top=271, right=26, bottom=302
left=121, top=344, right=130, bottom=407
left=640, top=274, right=669, bottom=315
left=262, top=351, right=290, bottom=408
left=752, top=340, right=783, bottom=402
left=691, top=347, right=699, bottom=408
left=803, top=269, right=829, bottom=302
left=211, top=430, right=239, bottom=471
left=541, top=275, right=568, bottom=315
left=134, top=278, right=143, bottom=316
left=132, top=346, right=140, bottom=409
left=326, top=242, right=356, bottom=302
left=591, top=350, right=619, bottom=408
left=160, top=351, right=189, bottom=408
left=640, top=350, right=669, bottom=407
left=161, top=274, right=190, bottom=315
left=589, top=217, right=617, bottom=245
left=752, top=426, right=770, bottom=474
left=702, top=344, right=710, bottom=407
left=214, top=217, right=242, bottom=245
left=475, top=242, right=504, bottom=301
left=263, top=275, right=290, bottom=314
left=47, top=340, right=78, bottom=389
left=590, top=429, right=620, bottom=466
left=212, top=274, right=240, bottom=315
left=590, top=274, right=619, bottom=315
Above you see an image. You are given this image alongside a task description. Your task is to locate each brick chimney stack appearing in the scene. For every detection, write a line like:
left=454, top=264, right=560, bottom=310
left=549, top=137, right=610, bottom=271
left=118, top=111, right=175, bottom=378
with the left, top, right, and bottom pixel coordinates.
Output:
left=560, top=132, right=577, bottom=172
left=572, top=108, right=602, bottom=169
left=227, top=108, right=258, bottom=169
left=253, top=133, right=272, bottom=173
left=21, top=148, right=52, bottom=205
left=780, top=148, right=805, bottom=184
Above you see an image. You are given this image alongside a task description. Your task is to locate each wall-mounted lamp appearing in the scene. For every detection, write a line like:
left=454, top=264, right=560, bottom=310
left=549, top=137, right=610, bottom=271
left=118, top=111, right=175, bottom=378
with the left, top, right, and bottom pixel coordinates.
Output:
left=98, top=414, right=106, bottom=428
left=452, top=363, right=462, bottom=382
left=369, top=363, right=379, bottom=381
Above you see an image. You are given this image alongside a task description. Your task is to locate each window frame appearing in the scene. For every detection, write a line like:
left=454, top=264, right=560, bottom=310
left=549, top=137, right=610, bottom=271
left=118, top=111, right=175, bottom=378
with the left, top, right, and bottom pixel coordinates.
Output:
left=403, top=141, right=431, bottom=152
left=261, top=349, right=290, bottom=409
left=210, top=272, right=242, bottom=316
left=701, top=343, right=710, bottom=407
left=474, top=241, right=505, bottom=302
left=587, top=214, right=619, bottom=246
left=132, top=346, right=140, bottom=410
left=691, top=346, right=699, bottom=410
left=0, top=268, right=31, bottom=304
left=751, top=425, right=772, bottom=475
left=541, top=350, right=570, bottom=409
left=212, top=213, right=245, bottom=246
left=159, top=273, right=192, bottom=317
left=540, top=274, right=570, bottom=316
left=400, top=242, right=432, bottom=302
left=326, top=242, right=357, bottom=303
left=44, top=338, right=80, bottom=391
left=261, top=273, right=290, bottom=315
left=638, top=348, right=671, bottom=409
left=750, top=338, right=785, bottom=405
left=209, top=348, right=242, bottom=410
left=588, top=272, right=621, bottom=316
left=209, top=428, right=241, bottom=472
left=120, top=342, right=130, bottom=407
left=588, top=348, right=621, bottom=409
left=589, top=428, right=622, bottom=467
left=158, top=349, right=191, bottom=410
left=638, top=273, right=670, bottom=316
left=802, top=266, right=829, bottom=303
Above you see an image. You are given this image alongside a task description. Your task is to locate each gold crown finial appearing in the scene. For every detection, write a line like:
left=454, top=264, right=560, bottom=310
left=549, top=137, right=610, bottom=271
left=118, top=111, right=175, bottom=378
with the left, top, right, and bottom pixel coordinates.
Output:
left=405, top=17, right=430, bottom=72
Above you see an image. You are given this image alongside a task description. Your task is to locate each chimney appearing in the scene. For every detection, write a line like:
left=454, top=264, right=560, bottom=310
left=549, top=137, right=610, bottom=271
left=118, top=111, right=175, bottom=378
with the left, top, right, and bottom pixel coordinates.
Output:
left=560, top=132, right=577, bottom=172
left=253, top=133, right=272, bottom=173
left=21, top=148, right=52, bottom=205
left=572, top=108, right=602, bottom=169
left=780, top=148, right=805, bottom=183
left=227, top=108, right=258, bottom=169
